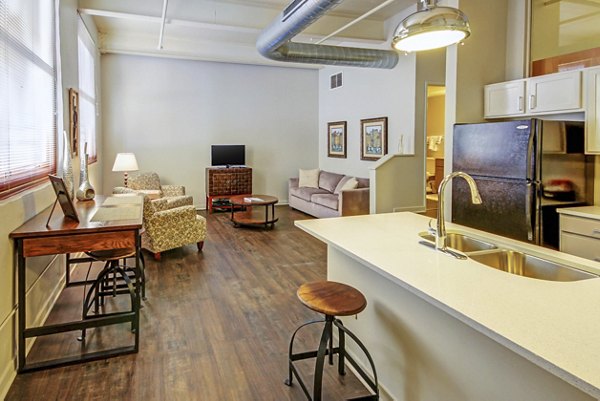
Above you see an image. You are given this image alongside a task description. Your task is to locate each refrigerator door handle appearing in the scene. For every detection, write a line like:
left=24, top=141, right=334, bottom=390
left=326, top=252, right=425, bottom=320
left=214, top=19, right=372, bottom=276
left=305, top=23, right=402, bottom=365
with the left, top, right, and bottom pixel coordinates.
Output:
left=525, top=181, right=534, bottom=241
left=526, top=128, right=536, bottom=181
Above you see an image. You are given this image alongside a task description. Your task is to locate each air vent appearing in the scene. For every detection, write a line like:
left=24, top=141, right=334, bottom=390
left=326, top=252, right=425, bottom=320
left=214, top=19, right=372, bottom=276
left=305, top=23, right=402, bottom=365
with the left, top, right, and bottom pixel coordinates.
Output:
left=330, top=72, right=343, bottom=89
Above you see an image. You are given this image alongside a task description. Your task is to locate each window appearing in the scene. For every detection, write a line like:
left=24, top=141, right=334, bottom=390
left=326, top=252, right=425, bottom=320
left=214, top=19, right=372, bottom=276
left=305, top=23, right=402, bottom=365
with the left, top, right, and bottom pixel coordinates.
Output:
left=77, top=19, right=97, bottom=162
left=0, top=0, right=57, bottom=199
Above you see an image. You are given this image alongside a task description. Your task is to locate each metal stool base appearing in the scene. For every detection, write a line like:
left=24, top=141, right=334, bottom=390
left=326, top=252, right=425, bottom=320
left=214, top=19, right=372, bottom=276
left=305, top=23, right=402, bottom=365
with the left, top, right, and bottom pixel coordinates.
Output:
left=285, top=315, right=379, bottom=401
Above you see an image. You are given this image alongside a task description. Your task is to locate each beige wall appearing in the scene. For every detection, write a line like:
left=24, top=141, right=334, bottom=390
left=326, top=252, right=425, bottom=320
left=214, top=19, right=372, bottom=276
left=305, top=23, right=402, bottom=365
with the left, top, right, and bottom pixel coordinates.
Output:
left=426, top=91, right=446, bottom=160
left=0, top=0, right=102, bottom=397
left=531, top=0, right=600, bottom=62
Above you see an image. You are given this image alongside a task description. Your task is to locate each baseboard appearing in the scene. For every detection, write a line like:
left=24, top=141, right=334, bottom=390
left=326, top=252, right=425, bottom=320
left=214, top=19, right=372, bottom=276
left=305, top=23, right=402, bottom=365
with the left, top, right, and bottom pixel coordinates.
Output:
left=344, top=350, right=395, bottom=401
left=332, top=332, right=395, bottom=401
left=196, top=201, right=290, bottom=212
left=0, top=323, right=16, bottom=401
left=392, top=205, right=425, bottom=213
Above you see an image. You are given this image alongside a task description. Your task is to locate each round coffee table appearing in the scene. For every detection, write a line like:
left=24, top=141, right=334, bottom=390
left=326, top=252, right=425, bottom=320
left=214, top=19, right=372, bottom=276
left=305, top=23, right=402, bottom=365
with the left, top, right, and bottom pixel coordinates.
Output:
left=229, top=195, right=279, bottom=229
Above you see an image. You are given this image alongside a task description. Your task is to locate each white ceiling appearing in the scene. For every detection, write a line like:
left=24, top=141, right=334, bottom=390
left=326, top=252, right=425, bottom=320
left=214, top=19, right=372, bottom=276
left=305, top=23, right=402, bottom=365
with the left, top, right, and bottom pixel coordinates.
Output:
left=79, top=0, right=414, bottom=68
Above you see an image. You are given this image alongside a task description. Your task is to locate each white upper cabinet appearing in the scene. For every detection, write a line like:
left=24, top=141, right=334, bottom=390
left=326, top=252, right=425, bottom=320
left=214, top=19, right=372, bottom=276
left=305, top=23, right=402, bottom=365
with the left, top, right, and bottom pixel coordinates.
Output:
left=526, top=70, right=582, bottom=114
left=584, top=66, right=600, bottom=154
left=484, top=70, right=583, bottom=118
left=484, top=80, right=525, bottom=118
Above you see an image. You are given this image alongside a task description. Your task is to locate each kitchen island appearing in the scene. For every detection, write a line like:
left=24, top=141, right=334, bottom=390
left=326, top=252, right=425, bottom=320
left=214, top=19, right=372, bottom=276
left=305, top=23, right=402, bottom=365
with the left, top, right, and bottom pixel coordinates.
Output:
left=295, top=212, right=600, bottom=401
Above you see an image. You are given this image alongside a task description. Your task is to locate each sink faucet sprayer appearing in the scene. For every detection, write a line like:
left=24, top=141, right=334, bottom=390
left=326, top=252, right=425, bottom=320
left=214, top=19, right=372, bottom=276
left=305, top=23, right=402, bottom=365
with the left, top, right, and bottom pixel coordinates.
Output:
left=430, top=172, right=482, bottom=258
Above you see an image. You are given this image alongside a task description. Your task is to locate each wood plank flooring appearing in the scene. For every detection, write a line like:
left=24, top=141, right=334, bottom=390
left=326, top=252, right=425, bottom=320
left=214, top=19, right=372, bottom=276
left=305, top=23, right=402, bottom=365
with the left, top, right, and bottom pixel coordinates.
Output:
left=6, top=206, right=369, bottom=401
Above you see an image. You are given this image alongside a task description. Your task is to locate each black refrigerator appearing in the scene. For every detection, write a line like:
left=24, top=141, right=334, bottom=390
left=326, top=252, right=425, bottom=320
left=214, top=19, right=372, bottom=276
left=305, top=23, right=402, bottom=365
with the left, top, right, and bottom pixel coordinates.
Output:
left=452, top=119, right=594, bottom=248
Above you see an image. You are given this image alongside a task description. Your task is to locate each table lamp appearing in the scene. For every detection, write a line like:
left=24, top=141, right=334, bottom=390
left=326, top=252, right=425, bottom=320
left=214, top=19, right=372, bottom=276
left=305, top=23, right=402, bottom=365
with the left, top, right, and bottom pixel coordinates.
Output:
left=112, top=153, right=139, bottom=187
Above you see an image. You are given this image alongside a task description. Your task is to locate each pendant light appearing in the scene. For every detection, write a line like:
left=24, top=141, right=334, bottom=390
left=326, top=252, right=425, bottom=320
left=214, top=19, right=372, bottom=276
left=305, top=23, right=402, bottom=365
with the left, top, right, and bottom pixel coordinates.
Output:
left=392, top=0, right=470, bottom=52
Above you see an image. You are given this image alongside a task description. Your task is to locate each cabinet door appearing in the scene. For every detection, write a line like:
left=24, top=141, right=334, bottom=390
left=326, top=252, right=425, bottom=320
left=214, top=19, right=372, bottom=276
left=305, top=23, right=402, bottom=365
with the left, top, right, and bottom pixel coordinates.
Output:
left=526, top=70, right=582, bottom=114
left=484, top=80, right=526, bottom=118
left=560, top=231, right=600, bottom=262
left=584, top=67, right=600, bottom=154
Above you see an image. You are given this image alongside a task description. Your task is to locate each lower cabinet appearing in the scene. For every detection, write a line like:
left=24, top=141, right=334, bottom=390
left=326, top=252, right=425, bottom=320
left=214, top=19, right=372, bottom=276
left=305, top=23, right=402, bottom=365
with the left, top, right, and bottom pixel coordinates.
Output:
left=559, top=213, right=600, bottom=262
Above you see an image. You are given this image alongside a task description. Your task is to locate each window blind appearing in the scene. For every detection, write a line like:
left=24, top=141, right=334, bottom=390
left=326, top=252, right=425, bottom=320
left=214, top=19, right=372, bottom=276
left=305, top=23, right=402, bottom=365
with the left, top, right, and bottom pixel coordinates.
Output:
left=77, top=19, right=96, bottom=163
left=0, top=0, right=57, bottom=199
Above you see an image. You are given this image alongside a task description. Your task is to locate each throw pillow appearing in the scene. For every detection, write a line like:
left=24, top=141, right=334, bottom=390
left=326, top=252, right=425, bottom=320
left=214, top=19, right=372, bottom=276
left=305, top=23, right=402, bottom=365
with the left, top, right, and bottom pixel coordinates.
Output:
left=337, top=177, right=358, bottom=192
left=319, top=171, right=345, bottom=193
left=298, top=168, right=320, bottom=188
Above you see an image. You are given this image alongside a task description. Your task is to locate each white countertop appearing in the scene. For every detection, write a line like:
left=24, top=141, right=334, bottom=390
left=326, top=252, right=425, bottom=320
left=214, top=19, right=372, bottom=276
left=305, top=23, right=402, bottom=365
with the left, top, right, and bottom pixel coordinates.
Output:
left=295, top=212, right=600, bottom=399
left=557, top=206, right=600, bottom=220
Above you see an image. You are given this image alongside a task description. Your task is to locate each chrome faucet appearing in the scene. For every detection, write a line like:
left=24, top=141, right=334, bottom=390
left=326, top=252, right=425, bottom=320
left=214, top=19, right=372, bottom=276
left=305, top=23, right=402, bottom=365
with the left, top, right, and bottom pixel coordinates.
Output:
left=432, top=172, right=482, bottom=258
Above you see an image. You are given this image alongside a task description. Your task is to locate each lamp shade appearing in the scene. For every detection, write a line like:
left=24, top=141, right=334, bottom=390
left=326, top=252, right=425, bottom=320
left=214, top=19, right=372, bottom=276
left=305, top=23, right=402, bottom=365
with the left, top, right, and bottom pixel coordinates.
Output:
left=392, top=1, right=470, bottom=52
left=112, top=153, right=139, bottom=172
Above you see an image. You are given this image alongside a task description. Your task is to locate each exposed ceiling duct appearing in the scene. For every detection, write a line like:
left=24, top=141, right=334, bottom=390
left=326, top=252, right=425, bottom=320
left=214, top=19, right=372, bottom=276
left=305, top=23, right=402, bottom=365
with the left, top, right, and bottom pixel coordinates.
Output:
left=256, top=0, right=400, bottom=69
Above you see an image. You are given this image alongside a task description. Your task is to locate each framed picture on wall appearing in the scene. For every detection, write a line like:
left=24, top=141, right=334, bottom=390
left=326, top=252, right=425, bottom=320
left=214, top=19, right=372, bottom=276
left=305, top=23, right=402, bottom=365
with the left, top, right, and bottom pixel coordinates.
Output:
left=360, top=117, right=388, bottom=161
left=68, top=88, right=79, bottom=157
left=327, top=121, right=347, bottom=158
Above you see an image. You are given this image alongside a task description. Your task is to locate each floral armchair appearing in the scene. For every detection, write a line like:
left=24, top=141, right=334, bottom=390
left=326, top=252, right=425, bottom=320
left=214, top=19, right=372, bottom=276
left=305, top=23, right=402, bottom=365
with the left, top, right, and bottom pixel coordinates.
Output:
left=141, top=196, right=207, bottom=261
left=113, top=172, right=192, bottom=210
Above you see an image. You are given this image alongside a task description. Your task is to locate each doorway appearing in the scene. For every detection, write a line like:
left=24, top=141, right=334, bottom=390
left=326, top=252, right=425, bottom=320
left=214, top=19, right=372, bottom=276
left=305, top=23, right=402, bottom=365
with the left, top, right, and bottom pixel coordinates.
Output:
left=424, top=84, right=446, bottom=218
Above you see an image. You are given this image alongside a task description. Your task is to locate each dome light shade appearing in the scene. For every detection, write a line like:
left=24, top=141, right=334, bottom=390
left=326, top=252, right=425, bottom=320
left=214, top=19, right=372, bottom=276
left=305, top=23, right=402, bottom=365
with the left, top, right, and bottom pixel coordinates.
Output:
left=392, top=1, right=471, bottom=52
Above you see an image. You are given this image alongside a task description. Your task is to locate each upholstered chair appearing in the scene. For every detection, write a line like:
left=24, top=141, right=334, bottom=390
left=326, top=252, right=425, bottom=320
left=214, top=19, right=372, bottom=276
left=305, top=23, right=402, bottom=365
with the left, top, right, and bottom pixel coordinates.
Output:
left=113, top=172, right=192, bottom=210
left=141, top=195, right=207, bottom=261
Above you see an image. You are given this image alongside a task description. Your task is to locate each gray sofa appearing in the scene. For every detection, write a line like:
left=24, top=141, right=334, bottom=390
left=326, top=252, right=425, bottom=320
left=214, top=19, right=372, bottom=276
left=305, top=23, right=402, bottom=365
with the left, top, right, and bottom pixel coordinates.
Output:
left=288, top=170, right=370, bottom=218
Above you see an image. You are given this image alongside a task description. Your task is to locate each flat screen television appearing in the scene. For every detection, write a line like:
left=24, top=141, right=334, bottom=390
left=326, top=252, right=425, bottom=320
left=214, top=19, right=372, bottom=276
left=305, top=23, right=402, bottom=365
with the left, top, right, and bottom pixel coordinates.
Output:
left=211, top=145, right=245, bottom=167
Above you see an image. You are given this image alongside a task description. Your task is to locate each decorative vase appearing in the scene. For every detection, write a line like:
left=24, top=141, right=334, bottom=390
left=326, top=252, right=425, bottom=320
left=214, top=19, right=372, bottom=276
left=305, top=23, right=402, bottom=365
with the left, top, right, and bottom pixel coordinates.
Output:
left=76, top=142, right=96, bottom=201
left=61, top=130, right=74, bottom=199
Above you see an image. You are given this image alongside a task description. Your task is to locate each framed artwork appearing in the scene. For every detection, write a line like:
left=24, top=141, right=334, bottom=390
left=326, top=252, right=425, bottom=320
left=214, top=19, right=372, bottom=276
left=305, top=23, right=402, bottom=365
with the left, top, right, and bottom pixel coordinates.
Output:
left=48, top=175, right=79, bottom=223
left=68, top=88, right=79, bottom=157
left=360, top=117, right=388, bottom=161
left=327, top=121, right=347, bottom=158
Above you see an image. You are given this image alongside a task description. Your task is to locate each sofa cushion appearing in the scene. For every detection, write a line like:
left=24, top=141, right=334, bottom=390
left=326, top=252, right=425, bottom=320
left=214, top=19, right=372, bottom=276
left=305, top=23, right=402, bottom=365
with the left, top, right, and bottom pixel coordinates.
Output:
left=290, top=186, right=329, bottom=202
left=319, top=171, right=345, bottom=193
left=357, top=177, right=369, bottom=188
left=298, top=168, right=319, bottom=188
left=311, top=193, right=339, bottom=210
left=334, top=176, right=359, bottom=194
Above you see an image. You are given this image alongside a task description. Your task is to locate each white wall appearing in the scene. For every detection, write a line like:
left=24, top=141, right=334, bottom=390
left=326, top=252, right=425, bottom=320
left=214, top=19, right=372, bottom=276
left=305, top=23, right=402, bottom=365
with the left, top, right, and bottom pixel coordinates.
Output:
left=0, top=0, right=101, bottom=398
left=101, top=55, right=318, bottom=206
left=318, top=59, right=417, bottom=179
left=317, top=7, right=417, bottom=180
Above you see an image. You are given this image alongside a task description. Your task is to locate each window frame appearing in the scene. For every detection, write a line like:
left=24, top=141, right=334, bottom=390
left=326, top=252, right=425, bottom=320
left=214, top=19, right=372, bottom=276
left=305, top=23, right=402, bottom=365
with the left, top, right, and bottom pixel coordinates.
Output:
left=0, top=0, right=58, bottom=200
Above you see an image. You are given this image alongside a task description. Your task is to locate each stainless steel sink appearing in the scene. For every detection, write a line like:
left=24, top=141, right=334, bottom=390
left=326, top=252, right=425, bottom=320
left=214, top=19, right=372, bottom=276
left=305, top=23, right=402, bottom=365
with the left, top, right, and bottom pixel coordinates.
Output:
left=418, top=232, right=497, bottom=253
left=469, top=250, right=598, bottom=282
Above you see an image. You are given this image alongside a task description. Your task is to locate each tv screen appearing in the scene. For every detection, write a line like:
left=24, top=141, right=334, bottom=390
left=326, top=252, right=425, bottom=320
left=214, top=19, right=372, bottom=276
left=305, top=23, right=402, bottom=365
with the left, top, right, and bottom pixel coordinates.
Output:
left=211, top=145, right=245, bottom=167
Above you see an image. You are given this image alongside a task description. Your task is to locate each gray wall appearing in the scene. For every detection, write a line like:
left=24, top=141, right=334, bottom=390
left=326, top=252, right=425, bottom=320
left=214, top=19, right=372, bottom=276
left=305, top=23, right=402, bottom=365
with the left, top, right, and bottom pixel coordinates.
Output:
left=101, top=55, right=319, bottom=206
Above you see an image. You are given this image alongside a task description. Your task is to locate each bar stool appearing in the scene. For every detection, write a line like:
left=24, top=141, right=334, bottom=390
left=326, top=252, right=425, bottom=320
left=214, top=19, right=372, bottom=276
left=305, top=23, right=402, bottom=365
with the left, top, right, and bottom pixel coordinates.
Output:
left=285, top=281, right=379, bottom=401
left=79, top=248, right=143, bottom=340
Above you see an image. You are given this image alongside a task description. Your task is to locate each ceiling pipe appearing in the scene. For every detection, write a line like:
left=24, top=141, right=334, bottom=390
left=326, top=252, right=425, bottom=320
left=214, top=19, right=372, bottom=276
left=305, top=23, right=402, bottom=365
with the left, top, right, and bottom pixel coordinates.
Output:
left=157, top=0, right=169, bottom=50
left=256, top=0, right=399, bottom=69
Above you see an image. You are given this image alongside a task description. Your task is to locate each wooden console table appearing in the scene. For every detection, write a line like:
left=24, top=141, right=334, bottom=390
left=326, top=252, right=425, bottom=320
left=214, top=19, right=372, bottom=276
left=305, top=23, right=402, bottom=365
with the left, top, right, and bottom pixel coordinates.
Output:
left=9, top=195, right=143, bottom=372
left=205, top=167, right=252, bottom=213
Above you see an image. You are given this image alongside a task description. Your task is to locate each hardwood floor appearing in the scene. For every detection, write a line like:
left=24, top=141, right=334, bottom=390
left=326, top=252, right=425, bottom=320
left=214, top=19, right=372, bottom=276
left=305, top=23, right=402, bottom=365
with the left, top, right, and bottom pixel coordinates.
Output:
left=6, top=206, right=369, bottom=401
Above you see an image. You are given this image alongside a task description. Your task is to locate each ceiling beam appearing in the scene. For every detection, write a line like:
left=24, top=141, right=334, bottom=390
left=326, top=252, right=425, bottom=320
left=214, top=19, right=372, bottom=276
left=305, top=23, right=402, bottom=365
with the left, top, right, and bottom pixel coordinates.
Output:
left=79, top=8, right=262, bottom=34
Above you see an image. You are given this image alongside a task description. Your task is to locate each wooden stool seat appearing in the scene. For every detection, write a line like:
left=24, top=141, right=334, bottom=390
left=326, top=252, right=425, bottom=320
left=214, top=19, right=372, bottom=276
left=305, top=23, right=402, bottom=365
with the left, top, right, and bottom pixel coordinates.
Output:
left=286, top=281, right=378, bottom=400
left=85, top=248, right=136, bottom=261
left=297, top=281, right=367, bottom=317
